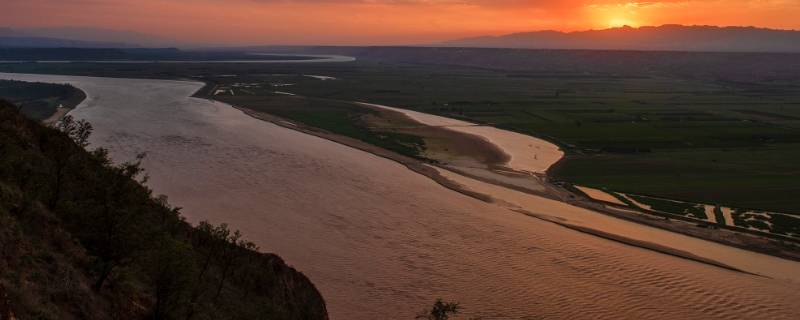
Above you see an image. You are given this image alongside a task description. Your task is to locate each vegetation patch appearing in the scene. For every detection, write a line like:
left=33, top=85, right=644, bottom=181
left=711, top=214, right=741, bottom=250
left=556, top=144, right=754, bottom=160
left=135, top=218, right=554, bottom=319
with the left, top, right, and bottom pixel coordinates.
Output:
left=215, top=94, right=427, bottom=159
left=616, top=192, right=800, bottom=238
left=0, top=80, right=85, bottom=121
left=626, top=195, right=708, bottom=220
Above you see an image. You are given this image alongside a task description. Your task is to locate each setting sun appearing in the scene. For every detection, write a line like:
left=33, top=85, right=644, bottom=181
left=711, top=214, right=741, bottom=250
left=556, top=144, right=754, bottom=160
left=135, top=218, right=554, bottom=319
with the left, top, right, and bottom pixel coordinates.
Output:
left=608, top=18, right=638, bottom=28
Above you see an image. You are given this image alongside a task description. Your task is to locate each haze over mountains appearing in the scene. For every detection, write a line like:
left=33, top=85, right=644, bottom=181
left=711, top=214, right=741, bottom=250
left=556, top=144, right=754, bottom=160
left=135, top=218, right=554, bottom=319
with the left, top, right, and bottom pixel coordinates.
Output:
left=0, top=27, right=175, bottom=48
left=442, top=25, right=800, bottom=53
left=3, top=25, right=800, bottom=53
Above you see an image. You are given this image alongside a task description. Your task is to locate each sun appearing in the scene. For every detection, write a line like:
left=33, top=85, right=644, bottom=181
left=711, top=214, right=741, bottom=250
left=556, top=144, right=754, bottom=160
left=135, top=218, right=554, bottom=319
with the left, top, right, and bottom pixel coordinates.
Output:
left=608, top=18, right=638, bottom=28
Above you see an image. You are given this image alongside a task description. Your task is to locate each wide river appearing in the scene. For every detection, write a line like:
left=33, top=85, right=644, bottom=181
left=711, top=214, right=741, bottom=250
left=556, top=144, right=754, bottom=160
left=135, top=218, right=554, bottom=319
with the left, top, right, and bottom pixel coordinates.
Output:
left=2, top=73, right=800, bottom=319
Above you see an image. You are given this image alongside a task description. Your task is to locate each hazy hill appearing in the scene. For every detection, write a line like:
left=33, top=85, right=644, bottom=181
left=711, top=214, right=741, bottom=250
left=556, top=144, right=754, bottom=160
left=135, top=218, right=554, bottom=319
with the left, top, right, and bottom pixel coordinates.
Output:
left=0, top=27, right=174, bottom=48
left=442, top=25, right=800, bottom=52
left=0, top=47, right=181, bottom=60
left=0, top=36, right=129, bottom=48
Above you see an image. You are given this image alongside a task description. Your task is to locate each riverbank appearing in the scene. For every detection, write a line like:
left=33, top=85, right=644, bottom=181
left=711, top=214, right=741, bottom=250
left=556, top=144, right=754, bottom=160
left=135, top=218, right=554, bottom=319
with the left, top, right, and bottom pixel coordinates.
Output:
left=226, top=98, right=800, bottom=277
left=0, top=79, right=85, bottom=123
left=360, top=101, right=798, bottom=244
left=358, top=102, right=563, bottom=174
left=250, top=97, right=789, bottom=273
left=232, top=106, right=495, bottom=203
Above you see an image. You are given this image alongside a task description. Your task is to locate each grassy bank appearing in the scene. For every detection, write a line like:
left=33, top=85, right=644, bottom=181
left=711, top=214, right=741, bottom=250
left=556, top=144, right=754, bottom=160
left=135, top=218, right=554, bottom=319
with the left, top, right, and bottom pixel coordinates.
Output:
left=0, top=100, right=327, bottom=319
left=216, top=94, right=426, bottom=159
left=0, top=79, right=85, bottom=121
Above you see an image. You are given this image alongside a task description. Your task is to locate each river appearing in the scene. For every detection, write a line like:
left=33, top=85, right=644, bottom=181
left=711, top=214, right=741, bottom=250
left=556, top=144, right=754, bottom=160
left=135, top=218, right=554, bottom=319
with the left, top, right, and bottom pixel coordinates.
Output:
left=2, top=72, right=799, bottom=319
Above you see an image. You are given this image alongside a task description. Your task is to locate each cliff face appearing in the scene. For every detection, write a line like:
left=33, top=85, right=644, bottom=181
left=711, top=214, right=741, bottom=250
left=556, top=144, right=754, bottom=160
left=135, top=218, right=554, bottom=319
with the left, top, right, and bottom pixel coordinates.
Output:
left=0, top=100, right=328, bottom=320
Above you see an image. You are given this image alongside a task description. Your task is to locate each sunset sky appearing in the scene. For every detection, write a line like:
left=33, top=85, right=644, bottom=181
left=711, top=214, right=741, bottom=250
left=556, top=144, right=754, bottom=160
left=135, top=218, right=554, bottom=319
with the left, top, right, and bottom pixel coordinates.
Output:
left=3, top=0, right=800, bottom=45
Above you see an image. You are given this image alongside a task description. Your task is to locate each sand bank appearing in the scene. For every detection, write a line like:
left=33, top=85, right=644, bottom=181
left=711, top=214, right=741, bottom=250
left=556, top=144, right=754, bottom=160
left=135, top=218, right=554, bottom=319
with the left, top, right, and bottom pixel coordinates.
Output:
left=575, top=185, right=627, bottom=205
left=358, top=102, right=563, bottom=174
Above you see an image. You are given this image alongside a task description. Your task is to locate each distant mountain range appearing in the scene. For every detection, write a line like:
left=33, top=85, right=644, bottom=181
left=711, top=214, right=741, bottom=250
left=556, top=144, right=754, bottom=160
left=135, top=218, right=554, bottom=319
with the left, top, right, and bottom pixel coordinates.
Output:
left=4, top=24, right=800, bottom=52
left=442, top=25, right=800, bottom=52
left=0, top=36, right=131, bottom=48
left=0, top=27, right=176, bottom=48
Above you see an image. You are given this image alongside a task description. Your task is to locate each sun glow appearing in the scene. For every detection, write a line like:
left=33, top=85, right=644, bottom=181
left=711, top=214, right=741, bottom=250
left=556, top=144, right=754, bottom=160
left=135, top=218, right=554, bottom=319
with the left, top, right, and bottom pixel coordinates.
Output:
left=2, top=0, right=799, bottom=44
left=608, top=17, right=638, bottom=28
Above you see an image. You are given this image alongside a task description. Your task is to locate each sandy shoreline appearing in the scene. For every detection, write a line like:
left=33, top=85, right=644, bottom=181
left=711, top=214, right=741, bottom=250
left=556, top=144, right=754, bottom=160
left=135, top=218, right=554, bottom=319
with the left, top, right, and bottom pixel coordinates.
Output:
left=41, top=106, right=70, bottom=125
left=232, top=106, right=496, bottom=203
left=361, top=101, right=799, bottom=247
left=358, top=102, right=564, bottom=174
left=229, top=103, right=800, bottom=279
left=354, top=103, right=800, bottom=261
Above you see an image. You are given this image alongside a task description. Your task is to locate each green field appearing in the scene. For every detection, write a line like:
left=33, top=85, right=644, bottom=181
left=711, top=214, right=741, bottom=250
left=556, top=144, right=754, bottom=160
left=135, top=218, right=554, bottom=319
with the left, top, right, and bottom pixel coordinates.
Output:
left=602, top=191, right=800, bottom=237
left=215, top=93, right=426, bottom=159
left=2, top=52, right=799, bottom=214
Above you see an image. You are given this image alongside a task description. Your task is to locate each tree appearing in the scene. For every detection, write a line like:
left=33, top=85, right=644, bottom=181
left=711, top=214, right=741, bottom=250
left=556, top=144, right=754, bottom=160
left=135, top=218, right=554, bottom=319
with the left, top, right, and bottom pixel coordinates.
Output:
left=417, top=299, right=460, bottom=320
left=206, top=224, right=256, bottom=304
left=145, top=237, right=196, bottom=320
left=185, top=222, right=256, bottom=319
left=47, top=115, right=93, bottom=209
left=87, top=153, right=152, bottom=291
left=55, top=115, right=92, bottom=148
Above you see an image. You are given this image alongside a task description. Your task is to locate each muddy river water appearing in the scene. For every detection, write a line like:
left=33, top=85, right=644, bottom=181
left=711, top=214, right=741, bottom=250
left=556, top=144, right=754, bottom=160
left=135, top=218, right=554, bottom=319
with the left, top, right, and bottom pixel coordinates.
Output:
left=2, top=73, right=799, bottom=319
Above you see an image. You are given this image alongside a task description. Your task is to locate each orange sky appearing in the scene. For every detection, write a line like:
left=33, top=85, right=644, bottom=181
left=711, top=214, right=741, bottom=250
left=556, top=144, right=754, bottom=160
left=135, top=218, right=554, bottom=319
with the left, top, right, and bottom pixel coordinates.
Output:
left=2, top=0, right=799, bottom=45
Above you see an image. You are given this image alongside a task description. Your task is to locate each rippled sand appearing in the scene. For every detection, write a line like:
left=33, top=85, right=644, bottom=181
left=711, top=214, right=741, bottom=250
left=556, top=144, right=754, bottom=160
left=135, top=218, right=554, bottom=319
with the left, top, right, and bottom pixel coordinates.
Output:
left=2, top=73, right=799, bottom=320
